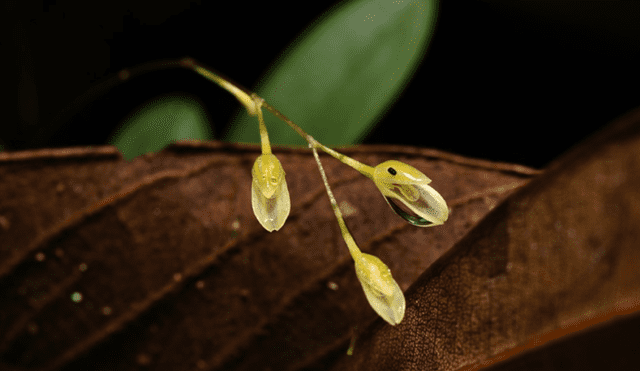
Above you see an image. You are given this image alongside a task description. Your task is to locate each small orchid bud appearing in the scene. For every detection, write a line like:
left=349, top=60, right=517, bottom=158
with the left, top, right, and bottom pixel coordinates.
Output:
left=251, top=154, right=290, bottom=232
left=373, top=160, right=448, bottom=227
left=354, top=253, right=405, bottom=325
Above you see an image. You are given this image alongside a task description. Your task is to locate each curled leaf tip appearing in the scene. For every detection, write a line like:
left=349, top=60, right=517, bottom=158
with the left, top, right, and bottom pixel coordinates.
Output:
left=354, top=253, right=406, bottom=325
left=373, top=160, right=448, bottom=227
left=251, top=154, right=290, bottom=232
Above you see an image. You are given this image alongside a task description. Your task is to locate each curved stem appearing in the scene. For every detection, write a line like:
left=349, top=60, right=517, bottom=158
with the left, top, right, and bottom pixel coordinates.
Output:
left=191, top=64, right=257, bottom=117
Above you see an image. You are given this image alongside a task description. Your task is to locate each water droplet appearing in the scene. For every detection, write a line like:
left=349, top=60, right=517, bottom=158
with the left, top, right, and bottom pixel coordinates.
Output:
left=102, top=306, right=112, bottom=315
left=79, top=263, right=88, bottom=272
left=35, top=252, right=45, bottom=262
left=173, top=273, right=182, bottom=282
left=71, top=292, right=83, bottom=303
left=327, top=281, right=339, bottom=291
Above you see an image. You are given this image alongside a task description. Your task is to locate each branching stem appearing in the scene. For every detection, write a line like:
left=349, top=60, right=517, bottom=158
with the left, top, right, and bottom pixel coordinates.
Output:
left=187, top=58, right=374, bottom=179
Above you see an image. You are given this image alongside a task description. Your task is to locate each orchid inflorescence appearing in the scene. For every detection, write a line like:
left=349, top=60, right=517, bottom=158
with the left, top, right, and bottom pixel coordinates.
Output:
left=189, top=60, right=449, bottom=326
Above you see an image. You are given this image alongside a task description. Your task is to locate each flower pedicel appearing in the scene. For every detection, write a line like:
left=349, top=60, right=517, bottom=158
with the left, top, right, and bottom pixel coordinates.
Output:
left=188, top=59, right=448, bottom=325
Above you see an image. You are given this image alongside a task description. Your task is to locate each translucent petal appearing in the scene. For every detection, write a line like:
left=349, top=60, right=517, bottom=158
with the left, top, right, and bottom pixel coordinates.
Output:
left=251, top=154, right=290, bottom=232
left=373, top=160, right=448, bottom=227
left=354, top=253, right=405, bottom=325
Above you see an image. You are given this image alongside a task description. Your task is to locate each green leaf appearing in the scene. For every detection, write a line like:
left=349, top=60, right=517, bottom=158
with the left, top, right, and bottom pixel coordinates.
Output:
left=225, top=0, right=437, bottom=147
left=110, top=95, right=212, bottom=161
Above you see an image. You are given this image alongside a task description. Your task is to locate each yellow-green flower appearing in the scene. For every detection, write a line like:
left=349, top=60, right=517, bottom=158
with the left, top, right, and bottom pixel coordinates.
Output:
left=354, top=252, right=405, bottom=325
left=251, top=153, right=290, bottom=232
left=373, top=160, right=448, bottom=227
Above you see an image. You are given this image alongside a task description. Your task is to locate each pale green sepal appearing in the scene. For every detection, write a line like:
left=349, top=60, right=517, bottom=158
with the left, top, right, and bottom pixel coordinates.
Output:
left=354, top=253, right=405, bottom=325
left=251, top=154, right=291, bottom=232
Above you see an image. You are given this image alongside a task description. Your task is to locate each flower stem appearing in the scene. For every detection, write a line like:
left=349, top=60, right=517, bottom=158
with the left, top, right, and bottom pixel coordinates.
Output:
left=311, top=145, right=362, bottom=261
left=186, top=59, right=374, bottom=178
left=261, top=102, right=375, bottom=179
left=252, top=95, right=271, bottom=155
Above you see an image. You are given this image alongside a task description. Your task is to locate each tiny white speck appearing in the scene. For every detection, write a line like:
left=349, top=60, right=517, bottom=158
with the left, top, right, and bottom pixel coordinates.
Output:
left=232, top=219, right=240, bottom=230
left=339, top=201, right=357, bottom=217
left=71, top=292, right=83, bottom=303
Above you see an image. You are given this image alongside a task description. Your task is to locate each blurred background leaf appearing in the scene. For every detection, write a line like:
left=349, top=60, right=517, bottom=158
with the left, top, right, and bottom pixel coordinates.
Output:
left=109, top=95, right=212, bottom=160
left=225, top=0, right=437, bottom=147
left=2, top=1, right=640, bottom=167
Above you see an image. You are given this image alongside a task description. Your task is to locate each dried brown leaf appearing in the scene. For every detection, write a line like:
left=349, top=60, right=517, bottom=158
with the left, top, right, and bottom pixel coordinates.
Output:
left=0, top=142, right=538, bottom=371
left=329, top=108, right=640, bottom=371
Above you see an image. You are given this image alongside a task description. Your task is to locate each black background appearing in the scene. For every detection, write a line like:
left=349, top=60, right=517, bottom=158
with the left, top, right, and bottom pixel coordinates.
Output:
left=2, top=1, right=639, bottom=168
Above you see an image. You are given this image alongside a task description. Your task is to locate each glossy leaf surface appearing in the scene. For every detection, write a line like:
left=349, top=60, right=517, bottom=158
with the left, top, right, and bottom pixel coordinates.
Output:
left=110, top=95, right=212, bottom=160
left=225, top=0, right=438, bottom=146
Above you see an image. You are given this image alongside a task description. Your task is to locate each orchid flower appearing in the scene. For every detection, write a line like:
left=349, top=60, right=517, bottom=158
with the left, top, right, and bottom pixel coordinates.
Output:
left=353, top=252, right=405, bottom=325
left=311, top=145, right=405, bottom=325
left=249, top=95, right=291, bottom=232
left=187, top=61, right=449, bottom=325
left=251, top=153, right=290, bottom=232
left=372, top=160, right=448, bottom=227
left=307, top=141, right=448, bottom=227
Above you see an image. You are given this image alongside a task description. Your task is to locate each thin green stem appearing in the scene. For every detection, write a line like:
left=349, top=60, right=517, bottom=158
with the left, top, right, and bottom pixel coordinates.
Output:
left=186, top=59, right=375, bottom=178
left=311, top=145, right=362, bottom=261
left=261, top=102, right=375, bottom=179
left=252, top=95, right=271, bottom=155
left=191, top=63, right=258, bottom=116
left=260, top=101, right=313, bottom=144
